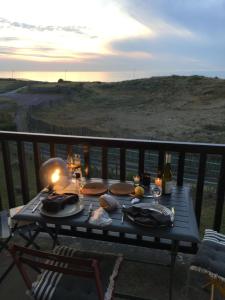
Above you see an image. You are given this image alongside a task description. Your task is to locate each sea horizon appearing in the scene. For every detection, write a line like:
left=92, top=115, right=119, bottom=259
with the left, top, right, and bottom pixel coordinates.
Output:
left=0, top=70, right=225, bottom=82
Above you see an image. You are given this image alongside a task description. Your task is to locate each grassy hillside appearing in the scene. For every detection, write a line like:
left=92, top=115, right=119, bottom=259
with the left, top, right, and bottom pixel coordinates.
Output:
left=30, top=75, right=225, bottom=143
left=0, top=78, right=30, bottom=93
left=0, top=97, right=17, bottom=130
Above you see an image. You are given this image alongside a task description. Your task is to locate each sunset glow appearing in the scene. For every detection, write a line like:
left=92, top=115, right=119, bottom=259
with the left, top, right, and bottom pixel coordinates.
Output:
left=0, top=0, right=224, bottom=75
left=0, top=0, right=151, bottom=63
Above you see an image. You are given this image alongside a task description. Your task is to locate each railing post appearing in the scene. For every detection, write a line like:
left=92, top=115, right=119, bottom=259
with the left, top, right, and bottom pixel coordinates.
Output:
left=138, top=148, right=145, bottom=175
left=177, top=152, right=185, bottom=186
left=17, top=141, right=30, bottom=204
left=1, top=141, right=15, bottom=208
left=213, top=154, right=225, bottom=232
left=158, top=150, right=164, bottom=173
left=102, top=147, right=108, bottom=180
left=67, top=144, right=73, bottom=157
left=83, top=145, right=90, bottom=178
left=0, top=191, right=2, bottom=211
left=50, top=143, right=56, bottom=158
left=195, top=153, right=207, bottom=227
left=120, top=148, right=126, bottom=181
left=33, top=142, right=41, bottom=192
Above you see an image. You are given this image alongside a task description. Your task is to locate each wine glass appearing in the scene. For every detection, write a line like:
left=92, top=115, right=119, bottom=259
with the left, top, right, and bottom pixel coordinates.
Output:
left=151, top=186, right=162, bottom=204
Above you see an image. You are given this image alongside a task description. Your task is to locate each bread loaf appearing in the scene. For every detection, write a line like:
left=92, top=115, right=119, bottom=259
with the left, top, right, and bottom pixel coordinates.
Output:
left=99, top=194, right=119, bottom=212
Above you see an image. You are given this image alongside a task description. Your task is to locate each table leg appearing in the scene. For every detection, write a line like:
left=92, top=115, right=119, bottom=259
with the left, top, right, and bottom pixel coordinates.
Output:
left=0, top=224, right=41, bottom=285
left=24, top=229, right=41, bottom=248
left=0, top=235, right=12, bottom=252
left=0, top=261, right=15, bottom=285
left=169, top=240, right=179, bottom=300
left=38, top=223, right=60, bottom=249
left=18, top=230, right=40, bottom=250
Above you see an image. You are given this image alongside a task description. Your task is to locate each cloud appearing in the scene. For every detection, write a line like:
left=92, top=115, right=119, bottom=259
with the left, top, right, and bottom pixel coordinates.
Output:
left=108, top=0, right=225, bottom=71
left=119, top=0, right=225, bottom=37
left=0, top=36, right=19, bottom=41
left=109, top=33, right=225, bottom=71
left=0, top=45, right=103, bottom=62
left=0, top=17, right=96, bottom=37
left=0, top=46, right=72, bottom=60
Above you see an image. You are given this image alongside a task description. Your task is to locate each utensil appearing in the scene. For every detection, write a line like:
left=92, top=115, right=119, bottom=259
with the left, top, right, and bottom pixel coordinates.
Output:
left=143, top=195, right=154, bottom=198
left=32, top=196, right=46, bottom=213
left=171, top=207, right=175, bottom=215
left=121, top=205, right=126, bottom=224
left=85, top=203, right=93, bottom=222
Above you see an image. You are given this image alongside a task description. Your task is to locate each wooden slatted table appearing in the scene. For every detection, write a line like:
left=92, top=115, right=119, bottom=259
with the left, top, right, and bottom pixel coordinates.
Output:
left=13, top=182, right=200, bottom=300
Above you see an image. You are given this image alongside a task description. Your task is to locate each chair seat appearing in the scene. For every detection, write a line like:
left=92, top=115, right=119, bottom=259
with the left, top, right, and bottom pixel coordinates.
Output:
left=190, top=229, right=225, bottom=282
left=31, top=245, right=123, bottom=300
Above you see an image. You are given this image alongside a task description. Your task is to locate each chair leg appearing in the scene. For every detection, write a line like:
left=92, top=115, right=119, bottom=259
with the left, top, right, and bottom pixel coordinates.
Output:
left=214, top=279, right=225, bottom=298
left=92, top=260, right=104, bottom=300
left=169, top=241, right=179, bottom=300
left=202, top=280, right=212, bottom=289
left=182, top=266, right=191, bottom=299
left=0, top=235, right=12, bottom=252
left=10, top=247, right=32, bottom=290
left=0, top=261, right=15, bottom=285
left=210, top=283, right=214, bottom=300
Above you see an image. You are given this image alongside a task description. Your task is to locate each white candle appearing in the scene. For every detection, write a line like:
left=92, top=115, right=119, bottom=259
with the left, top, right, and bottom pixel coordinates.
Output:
left=155, top=177, right=162, bottom=187
left=133, top=175, right=140, bottom=186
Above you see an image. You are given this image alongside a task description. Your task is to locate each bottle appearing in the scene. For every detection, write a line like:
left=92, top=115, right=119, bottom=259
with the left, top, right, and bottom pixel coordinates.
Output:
left=162, top=153, right=173, bottom=195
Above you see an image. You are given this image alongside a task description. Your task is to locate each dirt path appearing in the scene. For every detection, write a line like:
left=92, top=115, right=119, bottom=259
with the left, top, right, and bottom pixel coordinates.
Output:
left=3, top=90, right=64, bottom=107
left=1, top=89, right=65, bottom=131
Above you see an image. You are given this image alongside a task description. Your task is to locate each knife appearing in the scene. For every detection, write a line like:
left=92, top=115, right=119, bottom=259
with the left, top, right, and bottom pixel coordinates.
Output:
left=85, top=203, right=93, bottom=222
left=121, top=205, right=126, bottom=224
left=32, top=193, right=47, bottom=213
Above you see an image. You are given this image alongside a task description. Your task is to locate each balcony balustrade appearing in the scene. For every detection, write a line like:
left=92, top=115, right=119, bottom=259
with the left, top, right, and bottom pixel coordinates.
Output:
left=0, top=130, right=224, bottom=235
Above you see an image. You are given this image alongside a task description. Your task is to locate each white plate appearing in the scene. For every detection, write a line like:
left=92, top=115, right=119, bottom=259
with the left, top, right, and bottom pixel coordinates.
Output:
left=126, top=203, right=175, bottom=227
left=40, top=201, right=84, bottom=218
left=133, top=203, right=173, bottom=216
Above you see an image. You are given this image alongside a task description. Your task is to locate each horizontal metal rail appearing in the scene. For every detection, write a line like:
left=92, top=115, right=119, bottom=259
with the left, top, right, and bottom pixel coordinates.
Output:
left=1, top=131, right=225, bottom=154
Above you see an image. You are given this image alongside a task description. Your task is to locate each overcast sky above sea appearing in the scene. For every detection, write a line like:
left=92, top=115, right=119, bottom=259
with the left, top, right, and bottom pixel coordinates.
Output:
left=0, top=0, right=225, bottom=74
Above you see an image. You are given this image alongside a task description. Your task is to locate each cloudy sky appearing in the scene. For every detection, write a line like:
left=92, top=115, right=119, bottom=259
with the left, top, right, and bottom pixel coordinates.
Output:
left=0, top=0, right=225, bottom=74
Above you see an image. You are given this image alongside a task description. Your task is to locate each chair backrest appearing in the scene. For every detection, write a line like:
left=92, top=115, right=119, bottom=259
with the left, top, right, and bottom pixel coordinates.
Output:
left=10, top=244, right=104, bottom=300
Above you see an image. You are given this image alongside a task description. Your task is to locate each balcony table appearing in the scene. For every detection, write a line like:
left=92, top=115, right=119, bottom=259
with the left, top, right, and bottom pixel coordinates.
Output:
left=12, top=180, right=200, bottom=300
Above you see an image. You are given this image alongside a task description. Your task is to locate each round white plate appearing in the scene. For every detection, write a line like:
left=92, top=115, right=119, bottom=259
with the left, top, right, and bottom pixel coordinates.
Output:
left=40, top=201, right=84, bottom=218
left=126, top=203, right=174, bottom=226
left=133, top=203, right=172, bottom=215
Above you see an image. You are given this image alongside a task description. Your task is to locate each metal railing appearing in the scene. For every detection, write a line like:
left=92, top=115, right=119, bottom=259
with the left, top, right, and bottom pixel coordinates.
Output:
left=0, top=131, right=225, bottom=232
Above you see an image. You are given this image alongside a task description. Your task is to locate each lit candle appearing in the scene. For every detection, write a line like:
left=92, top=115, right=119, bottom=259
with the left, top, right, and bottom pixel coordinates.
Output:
left=155, top=177, right=162, bottom=187
left=133, top=175, right=140, bottom=186
left=85, top=166, right=89, bottom=177
left=51, top=169, right=60, bottom=184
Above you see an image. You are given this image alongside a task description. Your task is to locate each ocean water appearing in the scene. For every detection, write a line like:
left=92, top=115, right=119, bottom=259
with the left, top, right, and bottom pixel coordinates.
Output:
left=0, top=71, right=156, bottom=82
left=0, top=70, right=224, bottom=82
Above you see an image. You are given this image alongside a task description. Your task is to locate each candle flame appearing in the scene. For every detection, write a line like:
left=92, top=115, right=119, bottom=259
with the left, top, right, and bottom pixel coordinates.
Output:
left=85, top=166, right=88, bottom=176
left=51, top=169, right=60, bottom=184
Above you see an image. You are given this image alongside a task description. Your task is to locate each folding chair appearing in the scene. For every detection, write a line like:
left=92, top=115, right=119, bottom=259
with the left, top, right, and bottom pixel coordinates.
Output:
left=190, top=229, right=225, bottom=300
left=10, top=244, right=122, bottom=300
left=0, top=207, right=40, bottom=284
